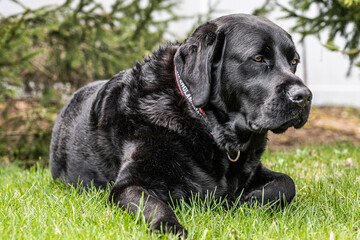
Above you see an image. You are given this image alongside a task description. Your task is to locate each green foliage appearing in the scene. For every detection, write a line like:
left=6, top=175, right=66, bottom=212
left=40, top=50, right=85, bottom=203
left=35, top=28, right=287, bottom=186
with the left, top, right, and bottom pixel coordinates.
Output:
left=339, top=0, right=360, bottom=6
left=1, top=145, right=359, bottom=239
left=43, top=0, right=181, bottom=89
left=254, top=0, right=360, bottom=73
left=0, top=0, right=181, bottom=97
left=0, top=9, right=43, bottom=100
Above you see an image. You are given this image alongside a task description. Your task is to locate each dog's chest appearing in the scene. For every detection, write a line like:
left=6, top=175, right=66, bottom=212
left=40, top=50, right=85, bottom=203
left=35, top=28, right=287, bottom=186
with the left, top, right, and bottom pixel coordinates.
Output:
left=189, top=159, right=229, bottom=197
left=175, top=147, right=262, bottom=200
left=224, top=150, right=262, bottom=196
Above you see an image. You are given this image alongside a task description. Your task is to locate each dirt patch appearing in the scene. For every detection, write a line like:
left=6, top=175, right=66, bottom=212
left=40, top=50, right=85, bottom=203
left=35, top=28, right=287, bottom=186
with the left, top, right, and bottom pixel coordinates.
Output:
left=268, top=106, right=360, bottom=151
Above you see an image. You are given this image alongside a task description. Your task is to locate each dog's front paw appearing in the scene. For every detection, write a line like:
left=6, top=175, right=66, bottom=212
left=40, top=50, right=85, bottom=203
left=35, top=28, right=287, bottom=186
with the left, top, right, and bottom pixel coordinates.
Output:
left=151, top=220, right=188, bottom=238
left=244, top=190, right=264, bottom=206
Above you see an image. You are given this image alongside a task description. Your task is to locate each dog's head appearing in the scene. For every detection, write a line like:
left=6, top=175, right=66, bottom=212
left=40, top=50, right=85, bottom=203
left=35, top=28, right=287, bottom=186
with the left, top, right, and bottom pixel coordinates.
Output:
left=174, top=14, right=312, bottom=151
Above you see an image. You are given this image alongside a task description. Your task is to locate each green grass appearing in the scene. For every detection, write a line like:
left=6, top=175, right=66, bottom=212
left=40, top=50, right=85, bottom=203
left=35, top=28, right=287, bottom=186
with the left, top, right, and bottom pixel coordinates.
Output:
left=1, top=144, right=359, bottom=239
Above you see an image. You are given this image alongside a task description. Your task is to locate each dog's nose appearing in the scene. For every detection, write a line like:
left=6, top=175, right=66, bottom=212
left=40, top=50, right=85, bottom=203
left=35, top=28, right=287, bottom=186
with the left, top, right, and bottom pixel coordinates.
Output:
left=288, top=86, right=312, bottom=108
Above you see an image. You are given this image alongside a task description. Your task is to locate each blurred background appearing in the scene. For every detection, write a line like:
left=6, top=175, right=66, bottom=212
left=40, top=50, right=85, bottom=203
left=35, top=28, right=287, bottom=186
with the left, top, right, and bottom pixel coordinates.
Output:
left=0, top=0, right=359, bottom=167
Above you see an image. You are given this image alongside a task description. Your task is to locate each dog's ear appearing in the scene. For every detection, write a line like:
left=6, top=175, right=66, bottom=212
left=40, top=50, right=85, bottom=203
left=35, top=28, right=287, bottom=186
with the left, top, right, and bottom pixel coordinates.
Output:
left=174, top=23, right=226, bottom=108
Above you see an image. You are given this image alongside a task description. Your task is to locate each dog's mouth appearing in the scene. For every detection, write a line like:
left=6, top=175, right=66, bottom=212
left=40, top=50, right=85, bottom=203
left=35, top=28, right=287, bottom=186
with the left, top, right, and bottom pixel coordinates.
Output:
left=271, top=117, right=304, bottom=134
left=248, top=112, right=308, bottom=134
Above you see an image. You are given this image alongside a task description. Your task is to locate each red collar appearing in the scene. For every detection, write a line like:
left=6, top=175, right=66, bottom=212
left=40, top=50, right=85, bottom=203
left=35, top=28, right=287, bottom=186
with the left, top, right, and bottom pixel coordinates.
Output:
left=174, top=66, right=205, bottom=116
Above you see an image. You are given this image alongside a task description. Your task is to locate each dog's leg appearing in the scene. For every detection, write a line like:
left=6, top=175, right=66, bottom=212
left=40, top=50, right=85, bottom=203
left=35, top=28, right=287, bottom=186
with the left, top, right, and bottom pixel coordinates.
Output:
left=109, top=184, right=187, bottom=236
left=243, top=164, right=295, bottom=207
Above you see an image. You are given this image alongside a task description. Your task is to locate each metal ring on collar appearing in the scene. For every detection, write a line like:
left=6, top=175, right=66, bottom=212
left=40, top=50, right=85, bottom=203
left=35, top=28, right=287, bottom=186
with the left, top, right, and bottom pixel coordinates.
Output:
left=227, top=151, right=240, bottom=162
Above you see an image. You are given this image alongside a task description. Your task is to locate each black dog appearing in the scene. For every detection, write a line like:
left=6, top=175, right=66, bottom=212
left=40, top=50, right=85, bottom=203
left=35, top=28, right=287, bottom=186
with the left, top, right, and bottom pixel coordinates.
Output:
left=50, top=14, right=312, bottom=235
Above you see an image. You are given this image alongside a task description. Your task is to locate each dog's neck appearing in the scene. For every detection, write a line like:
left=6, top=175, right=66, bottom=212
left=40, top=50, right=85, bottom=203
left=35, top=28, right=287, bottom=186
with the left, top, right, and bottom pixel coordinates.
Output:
left=173, top=62, right=260, bottom=159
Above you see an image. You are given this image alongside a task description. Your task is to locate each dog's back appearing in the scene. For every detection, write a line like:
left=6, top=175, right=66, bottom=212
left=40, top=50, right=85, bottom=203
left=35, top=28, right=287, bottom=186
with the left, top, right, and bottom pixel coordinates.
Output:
left=50, top=80, right=108, bottom=187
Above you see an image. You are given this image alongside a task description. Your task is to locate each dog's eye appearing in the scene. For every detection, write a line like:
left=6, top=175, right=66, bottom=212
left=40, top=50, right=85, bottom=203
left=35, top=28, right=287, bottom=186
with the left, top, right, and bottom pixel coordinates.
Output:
left=291, top=59, right=299, bottom=65
left=253, top=56, right=263, bottom=62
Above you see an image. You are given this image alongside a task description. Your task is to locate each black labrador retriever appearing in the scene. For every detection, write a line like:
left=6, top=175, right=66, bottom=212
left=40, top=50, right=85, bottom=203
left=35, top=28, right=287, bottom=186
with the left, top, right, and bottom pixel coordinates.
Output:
left=50, top=14, right=312, bottom=235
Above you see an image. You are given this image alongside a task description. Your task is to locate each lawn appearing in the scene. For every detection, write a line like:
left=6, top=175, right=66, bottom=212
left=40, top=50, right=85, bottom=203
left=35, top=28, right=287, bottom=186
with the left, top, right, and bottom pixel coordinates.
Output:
left=0, top=144, right=359, bottom=240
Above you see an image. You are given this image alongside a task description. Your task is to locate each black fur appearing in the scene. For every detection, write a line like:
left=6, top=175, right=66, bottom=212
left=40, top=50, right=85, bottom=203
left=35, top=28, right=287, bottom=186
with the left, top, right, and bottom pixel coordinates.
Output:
left=50, top=14, right=312, bottom=236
